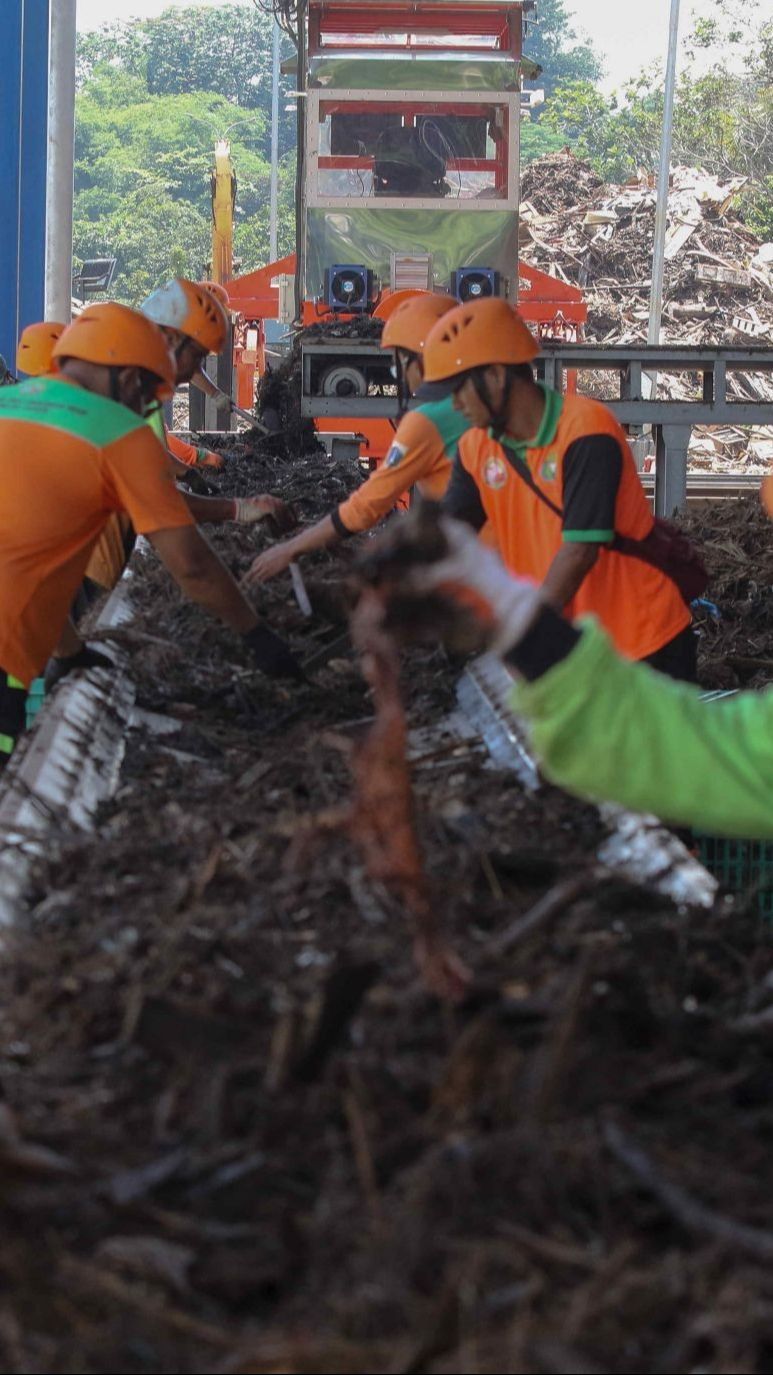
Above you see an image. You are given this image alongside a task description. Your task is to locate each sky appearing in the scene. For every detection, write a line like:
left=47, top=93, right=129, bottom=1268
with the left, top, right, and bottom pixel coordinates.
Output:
left=73, top=0, right=722, bottom=91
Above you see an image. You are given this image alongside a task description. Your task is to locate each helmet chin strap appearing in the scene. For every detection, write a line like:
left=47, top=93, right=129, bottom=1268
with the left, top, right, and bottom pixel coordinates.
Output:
left=471, top=368, right=508, bottom=436
left=108, top=367, right=123, bottom=404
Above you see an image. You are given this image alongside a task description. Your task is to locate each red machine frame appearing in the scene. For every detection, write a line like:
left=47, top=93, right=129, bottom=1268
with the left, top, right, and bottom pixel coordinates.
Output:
left=225, top=0, right=586, bottom=433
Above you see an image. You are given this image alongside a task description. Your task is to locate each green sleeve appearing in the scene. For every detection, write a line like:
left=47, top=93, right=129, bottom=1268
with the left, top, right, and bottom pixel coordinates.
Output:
left=511, top=620, right=773, bottom=839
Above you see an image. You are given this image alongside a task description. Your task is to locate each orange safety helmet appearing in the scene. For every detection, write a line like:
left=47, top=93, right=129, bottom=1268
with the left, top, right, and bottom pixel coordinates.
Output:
left=52, top=303, right=177, bottom=399
left=198, top=280, right=230, bottom=310
left=381, top=293, right=458, bottom=355
left=141, top=277, right=228, bottom=353
left=17, top=321, right=66, bottom=376
left=423, top=298, right=540, bottom=384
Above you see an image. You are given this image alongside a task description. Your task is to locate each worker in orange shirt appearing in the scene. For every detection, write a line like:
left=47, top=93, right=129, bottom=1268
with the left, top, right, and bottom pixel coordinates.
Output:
left=425, top=298, right=697, bottom=681
left=0, top=302, right=301, bottom=759
left=11, top=316, right=292, bottom=607
left=244, top=293, right=468, bottom=588
left=82, top=280, right=295, bottom=598
left=141, top=277, right=234, bottom=472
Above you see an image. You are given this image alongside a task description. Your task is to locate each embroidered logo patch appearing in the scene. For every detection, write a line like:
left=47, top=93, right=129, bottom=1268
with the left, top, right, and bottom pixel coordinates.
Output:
left=482, top=456, right=508, bottom=490
left=385, top=443, right=407, bottom=469
left=540, top=455, right=558, bottom=482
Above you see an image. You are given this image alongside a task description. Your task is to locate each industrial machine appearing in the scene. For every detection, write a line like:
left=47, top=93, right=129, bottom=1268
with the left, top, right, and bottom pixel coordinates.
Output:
left=225, top=0, right=587, bottom=465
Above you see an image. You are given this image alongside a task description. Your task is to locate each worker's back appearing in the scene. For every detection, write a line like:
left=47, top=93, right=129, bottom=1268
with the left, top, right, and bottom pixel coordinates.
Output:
left=0, top=375, right=190, bottom=684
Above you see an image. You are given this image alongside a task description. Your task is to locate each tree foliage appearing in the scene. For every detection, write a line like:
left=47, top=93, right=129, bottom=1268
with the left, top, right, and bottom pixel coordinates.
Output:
left=74, top=5, right=297, bottom=305
left=75, top=0, right=772, bottom=309
left=523, top=0, right=602, bottom=100
left=542, top=1, right=772, bottom=235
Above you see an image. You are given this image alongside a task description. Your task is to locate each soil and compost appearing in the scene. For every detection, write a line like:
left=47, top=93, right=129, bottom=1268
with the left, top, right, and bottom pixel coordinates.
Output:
left=1, top=409, right=773, bottom=1374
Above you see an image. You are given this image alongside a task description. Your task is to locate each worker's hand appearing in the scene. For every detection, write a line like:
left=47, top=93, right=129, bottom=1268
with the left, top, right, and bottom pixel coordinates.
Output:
left=197, top=447, right=225, bottom=471
left=233, top=496, right=298, bottom=533
left=414, top=933, right=472, bottom=1003
left=242, top=541, right=297, bottom=586
left=44, top=645, right=114, bottom=692
left=401, top=517, right=545, bottom=656
left=242, top=623, right=305, bottom=681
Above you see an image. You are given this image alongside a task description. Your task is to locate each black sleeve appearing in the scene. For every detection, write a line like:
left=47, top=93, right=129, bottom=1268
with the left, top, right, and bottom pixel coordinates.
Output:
left=331, top=505, right=356, bottom=539
left=442, top=455, right=488, bottom=532
left=561, top=434, right=622, bottom=543
left=504, top=605, right=581, bottom=681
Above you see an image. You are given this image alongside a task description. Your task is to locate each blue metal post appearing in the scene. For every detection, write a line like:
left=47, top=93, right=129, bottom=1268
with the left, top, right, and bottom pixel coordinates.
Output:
left=0, top=1, right=51, bottom=371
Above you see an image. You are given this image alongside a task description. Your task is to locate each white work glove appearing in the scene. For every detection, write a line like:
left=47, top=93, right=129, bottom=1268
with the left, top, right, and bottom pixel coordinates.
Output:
left=407, top=517, right=545, bottom=655
left=233, top=497, right=268, bottom=524
left=232, top=496, right=298, bottom=532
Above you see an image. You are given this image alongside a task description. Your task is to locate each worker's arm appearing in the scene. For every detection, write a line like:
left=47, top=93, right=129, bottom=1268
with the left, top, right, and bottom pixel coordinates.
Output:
left=104, top=428, right=301, bottom=678
left=442, top=453, right=488, bottom=531
left=148, top=525, right=301, bottom=678
left=541, top=543, right=600, bottom=610
left=167, top=430, right=223, bottom=472
left=148, top=525, right=257, bottom=632
left=245, top=414, right=446, bottom=586
left=333, top=413, right=447, bottom=534
left=540, top=434, right=622, bottom=608
left=169, top=452, right=192, bottom=480
left=243, top=514, right=338, bottom=585
left=510, top=614, right=773, bottom=839
left=399, top=514, right=773, bottom=840
left=182, top=492, right=296, bottom=528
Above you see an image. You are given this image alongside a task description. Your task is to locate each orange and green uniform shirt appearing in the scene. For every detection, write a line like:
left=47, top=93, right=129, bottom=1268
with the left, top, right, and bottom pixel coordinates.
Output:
left=332, top=382, right=468, bottom=536
left=0, top=376, right=193, bottom=686
left=444, top=386, right=690, bottom=662
left=84, top=404, right=216, bottom=592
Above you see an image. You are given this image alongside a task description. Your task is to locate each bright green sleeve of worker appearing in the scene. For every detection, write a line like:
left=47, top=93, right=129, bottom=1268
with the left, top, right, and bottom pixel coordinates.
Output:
left=511, top=620, right=773, bottom=839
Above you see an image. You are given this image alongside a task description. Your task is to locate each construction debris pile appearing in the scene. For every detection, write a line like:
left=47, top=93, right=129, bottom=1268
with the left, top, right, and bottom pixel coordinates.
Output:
left=0, top=425, right=772, bottom=1368
left=520, top=150, right=773, bottom=348
left=521, top=150, right=773, bottom=470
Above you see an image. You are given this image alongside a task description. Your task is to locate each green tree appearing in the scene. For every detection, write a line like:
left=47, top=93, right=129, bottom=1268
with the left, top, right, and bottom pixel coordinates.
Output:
left=520, top=120, right=567, bottom=166
left=543, top=3, right=773, bottom=216
left=78, top=6, right=296, bottom=157
left=74, top=6, right=296, bottom=304
left=524, top=0, right=602, bottom=100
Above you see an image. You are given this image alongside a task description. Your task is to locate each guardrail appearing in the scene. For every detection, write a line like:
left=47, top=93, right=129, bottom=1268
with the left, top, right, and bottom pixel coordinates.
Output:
left=539, top=343, right=773, bottom=515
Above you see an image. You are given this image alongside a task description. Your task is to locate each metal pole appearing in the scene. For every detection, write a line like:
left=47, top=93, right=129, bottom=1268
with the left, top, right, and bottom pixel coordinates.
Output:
left=294, top=0, right=307, bottom=322
left=45, top=0, right=76, bottom=323
left=647, top=0, right=681, bottom=349
left=269, top=16, right=280, bottom=263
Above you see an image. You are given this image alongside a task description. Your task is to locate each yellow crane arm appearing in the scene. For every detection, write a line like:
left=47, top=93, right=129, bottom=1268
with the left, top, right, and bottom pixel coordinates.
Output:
left=211, top=139, right=236, bottom=284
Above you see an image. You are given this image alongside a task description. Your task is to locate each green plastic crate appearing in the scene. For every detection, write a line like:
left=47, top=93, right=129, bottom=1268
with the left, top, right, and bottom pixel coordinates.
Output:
left=25, top=677, right=46, bottom=729
left=696, top=834, right=773, bottom=916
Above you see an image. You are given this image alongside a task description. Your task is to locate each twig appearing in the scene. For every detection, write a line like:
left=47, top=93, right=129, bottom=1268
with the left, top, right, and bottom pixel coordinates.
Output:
left=490, top=871, right=605, bottom=957
left=729, top=1005, right=773, bottom=1036
left=342, top=1069, right=383, bottom=1230
left=497, top=1221, right=601, bottom=1271
left=604, top=1120, right=773, bottom=1263
left=58, top=1255, right=234, bottom=1348
left=479, top=851, right=504, bottom=902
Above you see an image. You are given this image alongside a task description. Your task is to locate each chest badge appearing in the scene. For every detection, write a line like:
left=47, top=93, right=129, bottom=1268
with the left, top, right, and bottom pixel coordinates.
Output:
left=540, top=453, right=558, bottom=482
left=482, top=455, right=508, bottom=490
